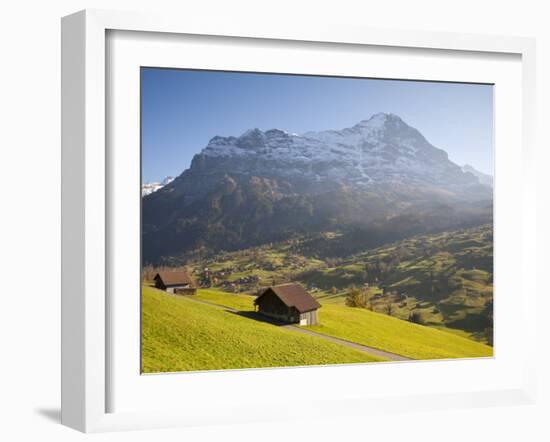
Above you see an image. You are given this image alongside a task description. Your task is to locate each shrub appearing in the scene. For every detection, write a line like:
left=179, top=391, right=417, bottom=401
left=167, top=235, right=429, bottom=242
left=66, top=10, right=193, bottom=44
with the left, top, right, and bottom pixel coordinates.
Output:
left=408, top=311, right=425, bottom=325
left=345, top=286, right=366, bottom=308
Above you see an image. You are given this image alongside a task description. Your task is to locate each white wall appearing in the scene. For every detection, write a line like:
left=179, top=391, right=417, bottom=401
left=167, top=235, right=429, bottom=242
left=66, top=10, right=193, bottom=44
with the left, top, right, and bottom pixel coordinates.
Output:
left=0, top=1, right=548, bottom=441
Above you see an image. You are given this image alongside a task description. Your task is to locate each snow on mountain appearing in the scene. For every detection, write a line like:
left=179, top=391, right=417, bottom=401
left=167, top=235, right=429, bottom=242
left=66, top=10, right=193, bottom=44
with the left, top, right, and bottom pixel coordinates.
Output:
left=196, top=113, right=478, bottom=191
left=143, top=113, right=493, bottom=262
left=142, top=176, right=174, bottom=196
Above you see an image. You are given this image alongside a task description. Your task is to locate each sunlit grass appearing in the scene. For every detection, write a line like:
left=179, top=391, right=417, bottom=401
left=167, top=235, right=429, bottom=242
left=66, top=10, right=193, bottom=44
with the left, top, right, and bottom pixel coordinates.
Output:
left=308, top=304, right=493, bottom=360
left=191, top=288, right=493, bottom=360
left=142, top=286, right=384, bottom=373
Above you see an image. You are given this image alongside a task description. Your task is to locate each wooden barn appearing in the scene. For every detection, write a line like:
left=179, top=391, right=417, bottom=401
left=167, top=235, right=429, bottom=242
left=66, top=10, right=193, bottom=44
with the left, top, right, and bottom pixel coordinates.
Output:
left=254, top=283, right=320, bottom=325
left=153, top=271, right=196, bottom=295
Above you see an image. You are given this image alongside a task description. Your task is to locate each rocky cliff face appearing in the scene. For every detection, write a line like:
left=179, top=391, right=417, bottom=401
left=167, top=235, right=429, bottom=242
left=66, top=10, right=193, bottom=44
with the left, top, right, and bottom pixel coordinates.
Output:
left=142, top=113, right=492, bottom=264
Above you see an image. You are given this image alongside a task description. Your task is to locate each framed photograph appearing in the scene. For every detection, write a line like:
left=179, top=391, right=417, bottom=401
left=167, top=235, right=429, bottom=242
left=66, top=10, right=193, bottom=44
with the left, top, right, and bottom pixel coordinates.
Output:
left=61, top=9, right=537, bottom=432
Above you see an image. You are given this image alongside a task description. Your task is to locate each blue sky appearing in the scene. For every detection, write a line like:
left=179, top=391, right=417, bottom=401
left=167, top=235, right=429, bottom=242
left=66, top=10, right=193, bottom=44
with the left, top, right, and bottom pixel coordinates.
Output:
left=141, top=68, right=493, bottom=182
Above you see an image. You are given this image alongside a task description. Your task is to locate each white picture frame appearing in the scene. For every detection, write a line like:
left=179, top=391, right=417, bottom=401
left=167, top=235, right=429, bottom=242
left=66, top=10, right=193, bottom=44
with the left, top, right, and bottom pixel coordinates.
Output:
left=61, top=9, right=537, bottom=433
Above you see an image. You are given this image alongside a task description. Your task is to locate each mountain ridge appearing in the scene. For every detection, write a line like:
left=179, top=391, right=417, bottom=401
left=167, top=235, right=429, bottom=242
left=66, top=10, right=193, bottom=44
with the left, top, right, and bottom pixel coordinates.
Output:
left=186, top=113, right=486, bottom=194
left=142, top=113, right=492, bottom=264
left=461, top=164, right=493, bottom=187
left=142, top=176, right=175, bottom=196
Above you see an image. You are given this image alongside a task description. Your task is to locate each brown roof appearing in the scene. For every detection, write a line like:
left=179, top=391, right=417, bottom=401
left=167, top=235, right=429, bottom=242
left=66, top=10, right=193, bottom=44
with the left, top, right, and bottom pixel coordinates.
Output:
left=255, top=283, right=320, bottom=313
left=154, top=271, right=194, bottom=286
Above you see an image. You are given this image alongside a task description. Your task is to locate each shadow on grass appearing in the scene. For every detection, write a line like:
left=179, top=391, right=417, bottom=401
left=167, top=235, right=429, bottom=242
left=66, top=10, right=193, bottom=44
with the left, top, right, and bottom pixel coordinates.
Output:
left=447, top=313, right=490, bottom=333
left=437, top=302, right=468, bottom=318
left=229, top=310, right=289, bottom=326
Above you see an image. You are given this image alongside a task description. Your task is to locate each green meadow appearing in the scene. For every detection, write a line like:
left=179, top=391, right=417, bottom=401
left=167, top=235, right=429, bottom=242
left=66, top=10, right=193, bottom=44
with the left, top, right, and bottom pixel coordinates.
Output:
left=194, top=288, right=256, bottom=311
left=194, top=288, right=493, bottom=360
left=142, top=286, right=384, bottom=373
left=308, top=304, right=493, bottom=360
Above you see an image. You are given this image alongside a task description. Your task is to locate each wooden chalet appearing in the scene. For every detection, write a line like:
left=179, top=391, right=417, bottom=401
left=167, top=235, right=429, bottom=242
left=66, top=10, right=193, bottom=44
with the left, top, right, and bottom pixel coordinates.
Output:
left=254, top=283, right=320, bottom=325
left=153, top=270, right=196, bottom=295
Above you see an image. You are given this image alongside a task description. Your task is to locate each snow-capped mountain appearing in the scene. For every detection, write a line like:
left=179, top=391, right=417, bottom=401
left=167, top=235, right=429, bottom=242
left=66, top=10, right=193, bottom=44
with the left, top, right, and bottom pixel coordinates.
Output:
left=191, top=113, right=487, bottom=195
left=142, top=113, right=493, bottom=264
left=142, top=176, right=174, bottom=196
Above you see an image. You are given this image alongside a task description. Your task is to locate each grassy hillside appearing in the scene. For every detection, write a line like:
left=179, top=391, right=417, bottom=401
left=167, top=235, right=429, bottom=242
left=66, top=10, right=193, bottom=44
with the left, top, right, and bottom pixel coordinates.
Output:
left=309, top=305, right=493, bottom=360
left=194, top=289, right=493, bottom=360
left=142, top=286, right=384, bottom=373
left=194, top=288, right=256, bottom=311
left=183, top=224, right=493, bottom=343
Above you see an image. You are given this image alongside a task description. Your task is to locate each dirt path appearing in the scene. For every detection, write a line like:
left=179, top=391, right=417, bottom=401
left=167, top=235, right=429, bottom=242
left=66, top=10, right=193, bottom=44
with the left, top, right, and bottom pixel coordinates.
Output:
left=182, top=296, right=411, bottom=362
left=281, top=324, right=411, bottom=361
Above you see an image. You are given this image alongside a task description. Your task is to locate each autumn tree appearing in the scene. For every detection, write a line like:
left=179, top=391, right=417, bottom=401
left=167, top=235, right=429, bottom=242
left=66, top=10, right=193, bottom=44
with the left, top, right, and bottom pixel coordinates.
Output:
left=345, top=286, right=366, bottom=308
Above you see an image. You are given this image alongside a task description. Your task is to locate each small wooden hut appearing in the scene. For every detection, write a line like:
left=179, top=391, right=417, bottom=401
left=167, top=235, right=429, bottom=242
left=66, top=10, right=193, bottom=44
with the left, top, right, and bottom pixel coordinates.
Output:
left=254, top=283, right=320, bottom=325
left=153, top=271, right=196, bottom=295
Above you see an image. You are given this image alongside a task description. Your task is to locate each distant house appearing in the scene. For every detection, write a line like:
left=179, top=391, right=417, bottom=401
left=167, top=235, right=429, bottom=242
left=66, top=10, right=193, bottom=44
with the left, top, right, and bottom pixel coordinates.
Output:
left=254, top=283, right=320, bottom=325
left=154, top=271, right=196, bottom=295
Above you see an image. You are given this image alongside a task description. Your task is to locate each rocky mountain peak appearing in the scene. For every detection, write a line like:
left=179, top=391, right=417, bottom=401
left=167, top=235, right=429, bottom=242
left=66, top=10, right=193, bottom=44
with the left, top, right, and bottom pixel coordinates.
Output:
left=355, top=112, right=401, bottom=127
left=194, top=113, right=480, bottom=193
